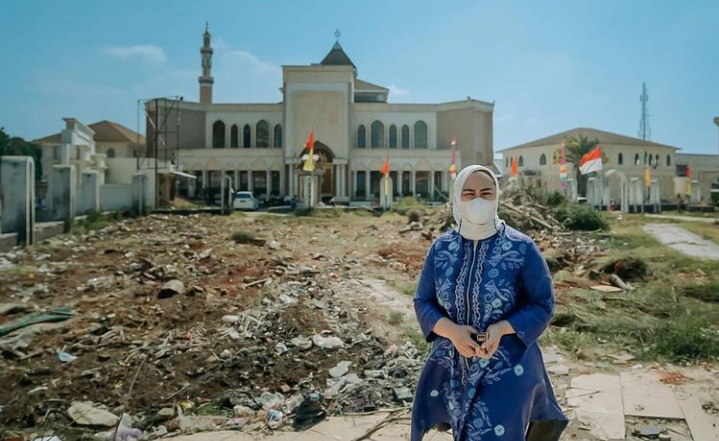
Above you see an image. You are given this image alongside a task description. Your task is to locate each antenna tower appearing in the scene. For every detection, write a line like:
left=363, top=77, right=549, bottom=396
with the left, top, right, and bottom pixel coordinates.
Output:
left=639, top=82, right=651, bottom=140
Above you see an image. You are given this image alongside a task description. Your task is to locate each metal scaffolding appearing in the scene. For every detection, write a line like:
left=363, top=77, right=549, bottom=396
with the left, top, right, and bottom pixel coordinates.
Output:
left=137, top=96, right=183, bottom=208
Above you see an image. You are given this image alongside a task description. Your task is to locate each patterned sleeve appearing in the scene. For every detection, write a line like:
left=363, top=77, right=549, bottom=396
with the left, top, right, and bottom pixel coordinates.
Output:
left=506, top=238, right=555, bottom=347
left=413, top=242, right=446, bottom=342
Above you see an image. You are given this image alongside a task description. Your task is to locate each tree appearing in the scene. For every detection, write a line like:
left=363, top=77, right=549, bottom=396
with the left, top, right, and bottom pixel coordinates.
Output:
left=564, top=134, right=608, bottom=197
left=0, top=127, right=43, bottom=180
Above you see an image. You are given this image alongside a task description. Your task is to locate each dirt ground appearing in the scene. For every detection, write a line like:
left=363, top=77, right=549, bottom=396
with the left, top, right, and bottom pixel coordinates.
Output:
left=2, top=209, right=717, bottom=441
left=0, top=211, right=428, bottom=432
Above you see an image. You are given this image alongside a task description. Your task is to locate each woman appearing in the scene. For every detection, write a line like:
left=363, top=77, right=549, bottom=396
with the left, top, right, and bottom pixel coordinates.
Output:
left=411, top=165, right=567, bottom=441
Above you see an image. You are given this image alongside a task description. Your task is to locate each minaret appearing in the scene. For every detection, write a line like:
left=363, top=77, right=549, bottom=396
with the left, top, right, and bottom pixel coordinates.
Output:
left=199, top=22, right=214, bottom=104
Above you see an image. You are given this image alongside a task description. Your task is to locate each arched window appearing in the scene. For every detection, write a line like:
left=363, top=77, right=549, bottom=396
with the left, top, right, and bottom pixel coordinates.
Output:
left=649, top=155, right=654, bottom=166
left=505, top=157, right=509, bottom=168
left=212, top=120, right=226, bottom=148
left=518, top=156, right=524, bottom=167
left=666, top=154, right=671, bottom=167
left=655, top=154, right=659, bottom=165
left=389, top=125, right=398, bottom=149
left=401, top=125, right=410, bottom=149
left=618, top=153, right=623, bottom=165
left=370, top=121, right=385, bottom=148
left=539, top=153, right=547, bottom=166
left=357, top=125, right=366, bottom=148
left=243, top=124, right=251, bottom=148
left=634, top=153, right=640, bottom=165
left=414, top=121, right=428, bottom=149
left=256, top=120, right=269, bottom=148
left=230, top=125, right=239, bottom=148
left=273, top=125, right=282, bottom=148
left=106, top=147, right=116, bottom=158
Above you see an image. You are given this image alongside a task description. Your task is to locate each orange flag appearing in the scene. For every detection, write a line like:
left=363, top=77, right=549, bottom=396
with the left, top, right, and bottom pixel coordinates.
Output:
left=510, top=156, right=518, bottom=176
left=380, top=151, right=389, bottom=175
left=302, top=129, right=315, bottom=172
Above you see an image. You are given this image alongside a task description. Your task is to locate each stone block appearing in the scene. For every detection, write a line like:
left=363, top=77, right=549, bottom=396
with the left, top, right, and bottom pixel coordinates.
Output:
left=49, top=165, right=76, bottom=223
left=0, top=156, right=35, bottom=245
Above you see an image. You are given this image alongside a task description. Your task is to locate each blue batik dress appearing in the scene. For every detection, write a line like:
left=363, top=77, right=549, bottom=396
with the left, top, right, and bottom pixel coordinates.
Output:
left=411, top=224, right=567, bottom=441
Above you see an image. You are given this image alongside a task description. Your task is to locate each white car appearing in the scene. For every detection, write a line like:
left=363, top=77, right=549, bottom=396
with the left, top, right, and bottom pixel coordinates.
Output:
left=233, top=191, right=260, bottom=211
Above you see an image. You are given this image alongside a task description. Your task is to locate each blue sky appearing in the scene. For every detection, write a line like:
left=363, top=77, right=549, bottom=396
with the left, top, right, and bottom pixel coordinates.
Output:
left=1, top=0, right=718, bottom=153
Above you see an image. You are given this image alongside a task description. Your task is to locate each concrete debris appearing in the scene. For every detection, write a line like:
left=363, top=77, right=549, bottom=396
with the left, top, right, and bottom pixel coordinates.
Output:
left=312, top=334, right=344, bottom=350
left=67, top=401, right=120, bottom=427
left=634, top=424, right=664, bottom=439
left=158, top=279, right=185, bottom=299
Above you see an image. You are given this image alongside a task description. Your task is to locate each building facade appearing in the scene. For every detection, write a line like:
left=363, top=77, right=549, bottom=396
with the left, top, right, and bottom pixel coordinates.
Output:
left=145, top=25, right=495, bottom=204
left=501, top=127, right=719, bottom=206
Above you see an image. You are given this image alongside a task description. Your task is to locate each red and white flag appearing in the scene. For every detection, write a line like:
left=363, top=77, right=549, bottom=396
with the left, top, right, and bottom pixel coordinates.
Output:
left=579, top=147, right=602, bottom=175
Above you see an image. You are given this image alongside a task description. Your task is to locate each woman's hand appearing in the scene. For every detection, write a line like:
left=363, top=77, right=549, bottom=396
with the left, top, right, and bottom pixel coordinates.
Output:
left=447, top=324, right=482, bottom=358
left=478, top=321, right=514, bottom=359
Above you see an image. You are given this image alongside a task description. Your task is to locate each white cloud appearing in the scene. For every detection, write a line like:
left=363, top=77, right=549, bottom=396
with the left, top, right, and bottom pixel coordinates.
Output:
left=388, top=84, right=409, bottom=97
left=104, top=44, right=167, bottom=64
left=26, top=43, right=283, bottom=139
left=222, top=50, right=281, bottom=76
left=213, top=49, right=282, bottom=102
left=495, top=114, right=514, bottom=123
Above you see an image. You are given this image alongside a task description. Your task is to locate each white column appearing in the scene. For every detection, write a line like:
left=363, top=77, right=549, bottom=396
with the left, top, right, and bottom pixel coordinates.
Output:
left=411, top=170, right=417, bottom=195
left=266, top=170, right=271, bottom=196
left=201, top=169, right=208, bottom=190
left=280, top=166, right=286, bottom=197
left=429, top=169, right=435, bottom=200
left=365, top=167, right=370, bottom=200
left=340, top=165, right=346, bottom=197
left=289, top=167, right=295, bottom=197
left=335, top=165, right=341, bottom=196
left=350, top=170, right=355, bottom=199
left=234, top=170, right=239, bottom=189
left=397, top=171, right=403, bottom=196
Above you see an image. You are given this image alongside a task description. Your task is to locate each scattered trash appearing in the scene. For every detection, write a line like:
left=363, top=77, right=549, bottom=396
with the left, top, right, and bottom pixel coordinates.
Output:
left=293, top=392, right=326, bottom=431
left=267, top=409, right=284, bottom=429
left=0, top=307, right=73, bottom=337
left=57, top=351, right=77, bottom=363
left=329, top=361, right=352, bottom=378
left=258, top=392, right=285, bottom=410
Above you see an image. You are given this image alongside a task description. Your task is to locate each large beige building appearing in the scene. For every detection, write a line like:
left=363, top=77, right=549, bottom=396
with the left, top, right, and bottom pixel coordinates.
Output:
left=144, top=25, right=495, bottom=204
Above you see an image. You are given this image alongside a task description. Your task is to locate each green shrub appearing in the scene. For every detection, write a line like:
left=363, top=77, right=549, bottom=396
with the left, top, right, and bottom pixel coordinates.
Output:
left=554, top=203, right=608, bottom=231
left=546, top=191, right=566, bottom=207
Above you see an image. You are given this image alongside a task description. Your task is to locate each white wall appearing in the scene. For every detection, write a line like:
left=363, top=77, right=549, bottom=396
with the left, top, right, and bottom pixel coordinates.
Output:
left=100, top=184, right=133, bottom=212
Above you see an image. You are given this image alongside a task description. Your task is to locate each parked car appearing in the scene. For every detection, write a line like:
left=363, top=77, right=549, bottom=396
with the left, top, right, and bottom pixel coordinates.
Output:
left=233, top=191, right=260, bottom=211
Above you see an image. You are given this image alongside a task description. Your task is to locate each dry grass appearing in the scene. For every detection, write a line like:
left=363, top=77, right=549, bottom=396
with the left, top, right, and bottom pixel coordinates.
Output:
left=546, top=215, right=719, bottom=363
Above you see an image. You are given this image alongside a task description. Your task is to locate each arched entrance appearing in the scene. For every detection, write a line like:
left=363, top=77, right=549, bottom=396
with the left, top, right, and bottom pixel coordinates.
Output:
left=295, top=141, right=335, bottom=203
left=604, top=169, right=629, bottom=213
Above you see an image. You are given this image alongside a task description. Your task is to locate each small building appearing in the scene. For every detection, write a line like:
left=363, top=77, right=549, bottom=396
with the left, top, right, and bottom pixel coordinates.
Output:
left=500, top=128, right=684, bottom=205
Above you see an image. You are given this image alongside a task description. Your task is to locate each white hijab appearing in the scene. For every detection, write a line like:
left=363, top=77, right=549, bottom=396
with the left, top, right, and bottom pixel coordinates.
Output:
left=452, top=165, right=502, bottom=241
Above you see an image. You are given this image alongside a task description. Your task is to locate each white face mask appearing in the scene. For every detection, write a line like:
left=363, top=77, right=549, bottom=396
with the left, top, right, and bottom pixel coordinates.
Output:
left=460, top=197, right=495, bottom=225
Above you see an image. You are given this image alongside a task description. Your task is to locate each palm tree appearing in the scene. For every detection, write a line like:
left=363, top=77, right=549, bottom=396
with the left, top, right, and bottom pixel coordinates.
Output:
left=564, top=134, right=604, bottom=197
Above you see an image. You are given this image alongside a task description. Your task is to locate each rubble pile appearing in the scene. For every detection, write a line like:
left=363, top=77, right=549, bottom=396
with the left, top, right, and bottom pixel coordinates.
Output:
left=398, top=199, right=596, bottom=273
left=0, top=214, right=425, bottom=439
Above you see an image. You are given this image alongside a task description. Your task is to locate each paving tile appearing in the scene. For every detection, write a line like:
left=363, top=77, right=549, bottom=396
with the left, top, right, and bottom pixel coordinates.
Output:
left=620, top=370, right=684, bottom=419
